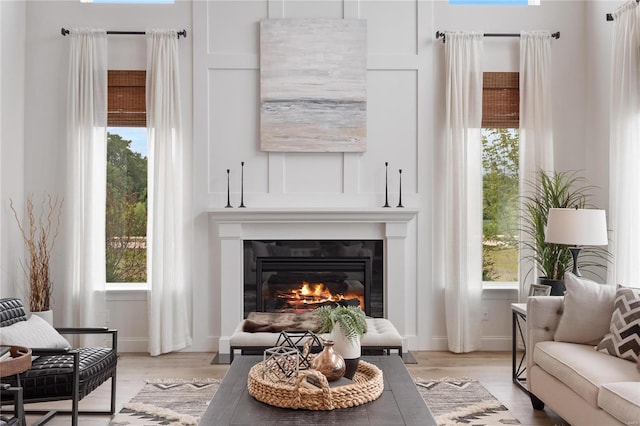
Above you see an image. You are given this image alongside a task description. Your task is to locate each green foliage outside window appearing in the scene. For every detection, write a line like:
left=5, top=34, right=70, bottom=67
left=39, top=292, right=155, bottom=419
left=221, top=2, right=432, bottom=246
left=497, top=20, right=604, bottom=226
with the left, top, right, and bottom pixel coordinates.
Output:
left=482, top=128, right=519, bottom=281
left=106, top=133, right=147, bottom=283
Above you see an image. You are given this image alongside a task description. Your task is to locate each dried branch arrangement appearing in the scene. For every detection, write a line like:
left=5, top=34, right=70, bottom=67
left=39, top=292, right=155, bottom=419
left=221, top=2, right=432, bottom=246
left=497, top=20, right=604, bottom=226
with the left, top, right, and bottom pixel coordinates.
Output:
left=10, top=194, right=63, bottom=312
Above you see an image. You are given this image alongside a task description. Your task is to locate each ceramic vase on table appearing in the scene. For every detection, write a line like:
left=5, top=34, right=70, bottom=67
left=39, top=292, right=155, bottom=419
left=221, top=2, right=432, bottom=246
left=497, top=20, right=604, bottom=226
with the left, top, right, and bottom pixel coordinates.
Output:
left=331, top=323, right=361, bottom=380
left=311, top=340, right=345, bottom=382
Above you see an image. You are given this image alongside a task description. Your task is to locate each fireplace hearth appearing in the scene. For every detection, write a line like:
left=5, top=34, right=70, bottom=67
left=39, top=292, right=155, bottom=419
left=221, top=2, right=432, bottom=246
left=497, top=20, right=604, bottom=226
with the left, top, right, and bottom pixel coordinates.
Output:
left=244, top=240, right=383, bottom=318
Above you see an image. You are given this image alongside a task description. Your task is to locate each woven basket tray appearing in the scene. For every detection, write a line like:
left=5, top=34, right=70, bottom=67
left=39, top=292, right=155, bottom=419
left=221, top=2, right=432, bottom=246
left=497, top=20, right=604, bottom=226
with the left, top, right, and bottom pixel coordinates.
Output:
left=247, top=360, right=384, bottom=410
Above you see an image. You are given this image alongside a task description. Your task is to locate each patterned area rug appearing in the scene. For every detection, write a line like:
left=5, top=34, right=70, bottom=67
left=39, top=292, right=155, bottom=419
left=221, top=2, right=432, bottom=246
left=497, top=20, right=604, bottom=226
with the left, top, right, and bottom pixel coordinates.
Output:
left=416, top=377, right=521, bottom=425
left=109, top=378, right=221, bottom=426
left=110, top=376, right=520, bottom=426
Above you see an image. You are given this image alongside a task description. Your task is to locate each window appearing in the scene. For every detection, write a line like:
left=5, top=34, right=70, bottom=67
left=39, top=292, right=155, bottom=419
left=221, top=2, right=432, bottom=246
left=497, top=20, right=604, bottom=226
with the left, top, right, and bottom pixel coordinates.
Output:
left=482, top=72, right=519, bottom=283
left=106, top=70, right=148, bottom=284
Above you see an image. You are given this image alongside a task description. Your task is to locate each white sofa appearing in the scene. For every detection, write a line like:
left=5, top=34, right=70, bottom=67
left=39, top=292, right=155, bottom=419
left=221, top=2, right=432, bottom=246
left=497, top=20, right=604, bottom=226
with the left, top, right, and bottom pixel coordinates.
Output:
left=527, top=296, right=640, bottom=425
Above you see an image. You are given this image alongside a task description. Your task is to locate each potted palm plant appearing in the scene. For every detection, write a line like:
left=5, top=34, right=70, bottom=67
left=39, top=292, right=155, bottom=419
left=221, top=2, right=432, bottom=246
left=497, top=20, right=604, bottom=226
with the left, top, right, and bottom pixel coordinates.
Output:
left=315, top=305, right=367, bottom=379
left=9, top=194, right=63, bottom=322
left=521, top=170, right=606, bottom=295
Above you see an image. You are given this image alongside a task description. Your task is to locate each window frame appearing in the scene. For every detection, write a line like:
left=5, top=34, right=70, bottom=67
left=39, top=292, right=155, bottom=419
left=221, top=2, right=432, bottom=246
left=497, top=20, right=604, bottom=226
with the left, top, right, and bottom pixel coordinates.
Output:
left=481, top=72, right=520, bottom=289
left=106, top=70, right=149, bottom=290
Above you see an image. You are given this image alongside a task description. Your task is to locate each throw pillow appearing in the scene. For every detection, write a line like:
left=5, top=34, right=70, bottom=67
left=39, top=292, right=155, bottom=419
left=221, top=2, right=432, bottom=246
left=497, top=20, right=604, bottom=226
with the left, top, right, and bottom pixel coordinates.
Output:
left=554, top=272, right=617, bottom=345
left=0, top=314, right=70, bottom=349
left=596, top=285, right=640, bottom=362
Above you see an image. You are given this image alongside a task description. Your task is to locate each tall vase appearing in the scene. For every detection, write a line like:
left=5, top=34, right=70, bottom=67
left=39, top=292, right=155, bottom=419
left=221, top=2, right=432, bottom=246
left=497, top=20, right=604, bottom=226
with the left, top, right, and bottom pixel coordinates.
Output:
left=31, top=310, right=53, bottom=325
left=331, top=323, right=361, bottom=380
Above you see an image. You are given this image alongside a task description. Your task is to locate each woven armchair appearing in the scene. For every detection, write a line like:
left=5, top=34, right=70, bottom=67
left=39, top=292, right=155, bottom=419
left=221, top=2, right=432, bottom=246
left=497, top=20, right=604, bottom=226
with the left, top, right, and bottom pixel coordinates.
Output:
left=0, top=298, right=117, bottom=426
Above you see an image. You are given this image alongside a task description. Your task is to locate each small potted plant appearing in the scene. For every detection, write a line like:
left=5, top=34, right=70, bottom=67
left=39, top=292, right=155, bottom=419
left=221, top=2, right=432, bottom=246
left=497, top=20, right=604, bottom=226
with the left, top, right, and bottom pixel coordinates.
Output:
left=315, top=305, right=367, bottom=379
left=9, top=194, right=63, bottom=322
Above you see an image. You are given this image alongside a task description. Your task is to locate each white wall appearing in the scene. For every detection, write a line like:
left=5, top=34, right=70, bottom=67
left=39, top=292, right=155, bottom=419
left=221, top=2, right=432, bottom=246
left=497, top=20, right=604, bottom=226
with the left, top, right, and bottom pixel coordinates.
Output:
left=12, top=0, right=618, bottom=352
left=1, top=0, right=26, bottom=300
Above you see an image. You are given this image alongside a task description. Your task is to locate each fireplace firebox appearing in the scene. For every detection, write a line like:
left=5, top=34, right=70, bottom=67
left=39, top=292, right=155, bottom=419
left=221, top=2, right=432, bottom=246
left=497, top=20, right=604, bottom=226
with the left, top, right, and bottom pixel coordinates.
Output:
left=256, top=257, right=371, bottom=314
left=243, top=240, right=383, bottom=318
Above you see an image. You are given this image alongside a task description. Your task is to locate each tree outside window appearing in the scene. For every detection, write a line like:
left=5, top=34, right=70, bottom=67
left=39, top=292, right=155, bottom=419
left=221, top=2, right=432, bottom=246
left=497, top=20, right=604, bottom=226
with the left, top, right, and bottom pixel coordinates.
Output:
left=106, top=132, right=147, bottom=282
left=482, top=128, right=519, bottom=282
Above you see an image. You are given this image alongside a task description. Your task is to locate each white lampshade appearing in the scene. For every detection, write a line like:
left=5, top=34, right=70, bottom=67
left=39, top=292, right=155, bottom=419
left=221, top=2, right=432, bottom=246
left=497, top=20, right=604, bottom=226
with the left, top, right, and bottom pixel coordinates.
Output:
left=545, top=208, right=608, bottom=246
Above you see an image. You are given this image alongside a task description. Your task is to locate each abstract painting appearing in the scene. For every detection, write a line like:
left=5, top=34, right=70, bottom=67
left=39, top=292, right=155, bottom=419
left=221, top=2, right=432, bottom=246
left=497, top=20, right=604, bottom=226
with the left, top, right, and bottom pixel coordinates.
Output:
left=260, top=19, right=367, bottom=152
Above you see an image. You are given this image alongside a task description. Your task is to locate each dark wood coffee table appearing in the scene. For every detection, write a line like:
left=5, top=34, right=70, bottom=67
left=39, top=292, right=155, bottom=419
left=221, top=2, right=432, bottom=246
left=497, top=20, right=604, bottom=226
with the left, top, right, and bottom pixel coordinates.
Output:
left=200, top=355, right=436, bottom=425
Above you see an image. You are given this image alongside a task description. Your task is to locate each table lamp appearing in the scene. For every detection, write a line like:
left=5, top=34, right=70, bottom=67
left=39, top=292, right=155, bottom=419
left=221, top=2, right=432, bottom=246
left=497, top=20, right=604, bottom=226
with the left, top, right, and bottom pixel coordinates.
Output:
left=544, top=207, right=608, bottom=277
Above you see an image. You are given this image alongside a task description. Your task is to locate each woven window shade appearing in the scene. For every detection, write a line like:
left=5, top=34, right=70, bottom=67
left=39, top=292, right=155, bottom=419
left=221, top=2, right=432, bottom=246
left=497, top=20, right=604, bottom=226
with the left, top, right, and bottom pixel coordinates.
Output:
left=482, top=72, right=519, bottom=128
left=108, top=70, right=146, bottom=127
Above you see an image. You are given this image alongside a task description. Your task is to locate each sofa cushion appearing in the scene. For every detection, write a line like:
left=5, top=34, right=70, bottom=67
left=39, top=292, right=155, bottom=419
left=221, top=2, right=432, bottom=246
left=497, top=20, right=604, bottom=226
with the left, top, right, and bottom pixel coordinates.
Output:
left=598, top=382, right=640, bottom=426
left=533, top=341, right=638, bottom=408
left=596, top=286, right=640, bottom=362
left=554, top=272, right=616, bottom=345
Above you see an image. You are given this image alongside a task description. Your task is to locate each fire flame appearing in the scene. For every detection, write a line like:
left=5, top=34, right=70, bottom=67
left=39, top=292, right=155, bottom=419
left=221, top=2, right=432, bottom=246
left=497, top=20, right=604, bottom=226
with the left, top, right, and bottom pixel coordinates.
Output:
left=276, top=281, right=364, bottom=311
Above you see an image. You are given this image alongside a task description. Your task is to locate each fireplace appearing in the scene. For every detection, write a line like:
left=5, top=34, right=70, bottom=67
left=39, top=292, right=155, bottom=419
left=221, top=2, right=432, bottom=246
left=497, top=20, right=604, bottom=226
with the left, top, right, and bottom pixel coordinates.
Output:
left=244, top=240, right=383, bottom=318
left=209, top=207, right=419, bottom=355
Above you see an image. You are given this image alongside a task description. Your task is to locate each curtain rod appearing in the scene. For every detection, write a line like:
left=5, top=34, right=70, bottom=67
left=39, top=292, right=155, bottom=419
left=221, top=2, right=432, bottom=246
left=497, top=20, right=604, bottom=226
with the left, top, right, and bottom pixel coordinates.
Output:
left=435, top=30, right=560, bottom=43
left=606, top=0, right=639, bottom=21
left=61, top=27, right=187, bottom=39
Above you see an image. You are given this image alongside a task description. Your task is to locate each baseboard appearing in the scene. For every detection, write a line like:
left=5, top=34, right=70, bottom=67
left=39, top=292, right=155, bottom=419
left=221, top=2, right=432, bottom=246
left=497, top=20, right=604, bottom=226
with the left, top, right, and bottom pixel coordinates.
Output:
left=429, top=336, right=512, bottom=351
left=117, top=337, right=148, bottom=353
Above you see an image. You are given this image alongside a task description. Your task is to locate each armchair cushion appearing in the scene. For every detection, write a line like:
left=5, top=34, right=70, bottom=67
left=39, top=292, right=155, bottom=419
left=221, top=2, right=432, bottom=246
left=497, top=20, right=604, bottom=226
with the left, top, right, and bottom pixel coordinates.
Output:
left=0, top=314, right=70, bottom=349
left=554, top=273, right=616, bottom=345
left=17, top=347, right=116, bottom=400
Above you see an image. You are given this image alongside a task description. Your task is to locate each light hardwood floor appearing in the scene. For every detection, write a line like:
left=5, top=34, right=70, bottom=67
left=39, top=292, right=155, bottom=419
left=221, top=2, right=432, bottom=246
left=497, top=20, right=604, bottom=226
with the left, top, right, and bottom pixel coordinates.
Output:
left=15, top=351, right=567, bottom=426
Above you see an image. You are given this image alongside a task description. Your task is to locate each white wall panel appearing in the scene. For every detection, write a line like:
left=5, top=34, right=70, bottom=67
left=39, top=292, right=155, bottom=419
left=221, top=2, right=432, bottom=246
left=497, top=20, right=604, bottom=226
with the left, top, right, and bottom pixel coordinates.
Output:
left=283, top=0, right=343, bottom=19
left=360, top=0, right=417, bottom=55
left=207, top=0, right=268, bottom=55
left=208, top=69, right=269, bottom=195
left=283, top=153, right=343, bottom=193
left=361, top=70, right=417, bottom=194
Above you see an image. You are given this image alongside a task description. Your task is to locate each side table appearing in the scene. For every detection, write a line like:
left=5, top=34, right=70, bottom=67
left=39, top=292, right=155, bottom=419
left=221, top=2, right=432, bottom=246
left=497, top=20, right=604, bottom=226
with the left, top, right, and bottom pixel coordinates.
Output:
left=511, top=303, right=527, bottom=393
left=0, top=346, right=32, bottom=426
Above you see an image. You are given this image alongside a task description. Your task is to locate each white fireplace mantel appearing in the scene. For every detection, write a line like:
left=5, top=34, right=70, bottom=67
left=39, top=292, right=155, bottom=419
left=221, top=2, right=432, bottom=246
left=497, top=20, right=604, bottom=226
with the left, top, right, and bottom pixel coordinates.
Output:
left=207, top=207, right=419, bottom=355
left=206, top=207, right=419, bottom=224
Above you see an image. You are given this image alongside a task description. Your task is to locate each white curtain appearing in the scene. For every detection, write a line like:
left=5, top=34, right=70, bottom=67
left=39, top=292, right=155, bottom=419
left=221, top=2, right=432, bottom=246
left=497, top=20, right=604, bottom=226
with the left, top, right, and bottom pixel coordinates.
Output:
left=146, top=30, right=192, bottom=355
left=518, top=31, right=555, bottom=298
left=65, top=28, right=108, bottom=338
left=442, top=32, right=484, bottom=353
left=608, top=1, right=640, bottom=287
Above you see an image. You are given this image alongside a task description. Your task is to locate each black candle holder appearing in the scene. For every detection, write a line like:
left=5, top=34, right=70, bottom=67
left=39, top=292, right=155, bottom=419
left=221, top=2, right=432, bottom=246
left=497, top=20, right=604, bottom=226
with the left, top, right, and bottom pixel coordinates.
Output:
left=239, top=161, right=246, bottom=208
left=383, top=162, right=390, bottom=208
left=396, top=169, right=404, bottom=208
left=225, top=169, right=232, bottom=208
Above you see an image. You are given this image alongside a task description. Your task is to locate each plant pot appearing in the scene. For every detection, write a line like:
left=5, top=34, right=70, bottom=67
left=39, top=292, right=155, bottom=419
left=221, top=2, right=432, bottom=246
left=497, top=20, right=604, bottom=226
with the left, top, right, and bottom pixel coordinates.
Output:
left=331, top=323, right=361, bottom=380
left=31, top=309, right=53, bottom=325
left=537, top=277, right=565, bottom=296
